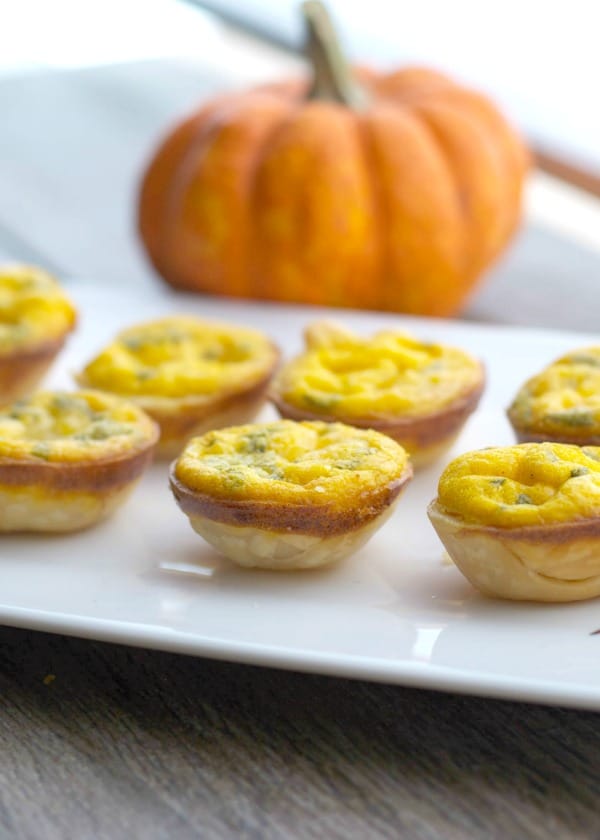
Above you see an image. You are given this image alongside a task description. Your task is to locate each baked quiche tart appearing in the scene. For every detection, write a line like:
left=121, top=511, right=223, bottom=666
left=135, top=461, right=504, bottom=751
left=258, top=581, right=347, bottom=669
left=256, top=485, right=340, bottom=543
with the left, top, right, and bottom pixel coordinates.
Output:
left=77, top=316, right=279, bottom=458
left=428, top=442, right=600, bottom=602
left=170, top=419, right=412, bottom=570
left=508, top=347, right=600, bottom=445
left=0, top=390, right=158, bottom=532
left=0, top=265, right=76, bottom=405
left=271, top=321, right=484, bottom=468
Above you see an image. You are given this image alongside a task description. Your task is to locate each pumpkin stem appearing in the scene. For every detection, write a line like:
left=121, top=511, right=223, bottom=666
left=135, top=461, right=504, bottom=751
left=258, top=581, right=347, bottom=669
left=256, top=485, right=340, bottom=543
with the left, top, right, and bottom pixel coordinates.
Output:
left=302, top=1, right=367, bottom=109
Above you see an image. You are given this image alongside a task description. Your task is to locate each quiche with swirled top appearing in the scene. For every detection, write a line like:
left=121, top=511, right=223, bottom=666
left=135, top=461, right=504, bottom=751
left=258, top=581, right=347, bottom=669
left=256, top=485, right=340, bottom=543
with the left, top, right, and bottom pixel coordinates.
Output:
left=271, top=321, right=484, bottom=468
left=77, top=316, right=279, bottom=457
left=508, top=347, right=600, bottom=446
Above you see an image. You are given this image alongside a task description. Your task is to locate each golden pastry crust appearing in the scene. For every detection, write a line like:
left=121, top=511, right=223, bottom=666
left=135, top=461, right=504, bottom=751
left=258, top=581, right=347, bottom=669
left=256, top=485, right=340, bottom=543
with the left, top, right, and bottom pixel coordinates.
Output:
left=428, top=442, right=600, bottom=601
left=0, top=390, right=158, bottom=532
left=170, top=420, right=412, bottom=569
left=0, top=265, right=77, bottom=404
left=271, top=321, right=484, bottom=468
left=77, top=316, right=279, bottom=458
left=508, top=347, right=600, bottom=445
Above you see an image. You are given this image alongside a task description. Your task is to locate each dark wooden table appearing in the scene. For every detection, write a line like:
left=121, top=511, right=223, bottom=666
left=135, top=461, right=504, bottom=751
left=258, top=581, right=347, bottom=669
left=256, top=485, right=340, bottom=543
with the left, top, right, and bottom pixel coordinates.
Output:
left=3, top=626, right=600, bottom=840
left=2, top=42, right=600, bottom=840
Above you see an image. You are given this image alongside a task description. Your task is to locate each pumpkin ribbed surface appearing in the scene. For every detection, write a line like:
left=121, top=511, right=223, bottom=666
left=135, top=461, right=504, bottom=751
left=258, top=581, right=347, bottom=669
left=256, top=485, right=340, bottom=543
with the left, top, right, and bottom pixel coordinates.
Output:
left=139, top=69, right=527, bottom=316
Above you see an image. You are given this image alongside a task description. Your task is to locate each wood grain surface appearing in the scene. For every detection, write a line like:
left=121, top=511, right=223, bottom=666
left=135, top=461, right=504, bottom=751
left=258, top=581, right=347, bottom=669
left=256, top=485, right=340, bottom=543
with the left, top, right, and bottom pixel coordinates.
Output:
left=1, top=626, right=599, bottom=840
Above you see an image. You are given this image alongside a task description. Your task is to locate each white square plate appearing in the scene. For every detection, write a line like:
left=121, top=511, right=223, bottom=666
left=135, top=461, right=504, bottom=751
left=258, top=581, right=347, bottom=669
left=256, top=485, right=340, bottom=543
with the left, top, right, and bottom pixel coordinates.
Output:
left=3, top=285, right=600, bottom=709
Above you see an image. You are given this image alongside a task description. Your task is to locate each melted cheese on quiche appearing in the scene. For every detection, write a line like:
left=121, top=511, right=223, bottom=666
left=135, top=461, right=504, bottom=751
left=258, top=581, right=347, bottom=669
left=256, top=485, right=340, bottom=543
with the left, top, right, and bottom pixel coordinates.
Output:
left=509, top=347, right=600, bottom=435
left=437, top=442, right=600, bottom=528
left=174, top=420, right=409, bottom=510
left=0, top=391, right=157, bottom=462
left=0, top=265, right=76, bottom=354
left=80, top=316, right=277, bottom=399
left=275, top=321, right=481, bottom=418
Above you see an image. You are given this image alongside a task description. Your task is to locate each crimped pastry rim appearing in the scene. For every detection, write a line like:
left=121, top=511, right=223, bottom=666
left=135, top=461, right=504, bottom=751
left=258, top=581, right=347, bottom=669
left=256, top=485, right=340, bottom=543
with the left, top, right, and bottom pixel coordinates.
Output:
left=170, top=463, right=413, bottom=537
left=428, top=499, right=600, bottom=602
left=507, top=418, right=600, bottom=448
left=0, top=429, right=159, bottom=491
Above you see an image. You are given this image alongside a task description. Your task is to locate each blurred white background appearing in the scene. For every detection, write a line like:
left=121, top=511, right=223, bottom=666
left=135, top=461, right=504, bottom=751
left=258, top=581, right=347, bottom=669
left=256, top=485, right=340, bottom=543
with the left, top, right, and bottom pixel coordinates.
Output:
left=1, top=0, right=598, bottom=331
left=3, top=0, right=599, bottom=173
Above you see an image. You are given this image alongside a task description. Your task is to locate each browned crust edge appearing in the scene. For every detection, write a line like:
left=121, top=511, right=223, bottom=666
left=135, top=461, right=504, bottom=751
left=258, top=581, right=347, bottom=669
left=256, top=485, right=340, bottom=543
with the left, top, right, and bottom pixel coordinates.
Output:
left=170, top=465, right=413, bottom=537
left=428, top=500, right=600, bottom=545
left=0, top=434, right=159, bottom=492
left=0, top=335, right=68, bottom=402
left=151, top=361, right=279, bottom=443
left=271, top=369, right=485, bottom=448
left=0, top=334, right=68, bottom=365
left=507, top=419, right=600, bottom=448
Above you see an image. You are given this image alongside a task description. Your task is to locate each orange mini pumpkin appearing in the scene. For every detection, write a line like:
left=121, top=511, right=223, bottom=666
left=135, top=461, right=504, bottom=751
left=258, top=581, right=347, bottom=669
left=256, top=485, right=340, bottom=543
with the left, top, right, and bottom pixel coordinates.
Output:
left=138, top=2, right=528, bottom=317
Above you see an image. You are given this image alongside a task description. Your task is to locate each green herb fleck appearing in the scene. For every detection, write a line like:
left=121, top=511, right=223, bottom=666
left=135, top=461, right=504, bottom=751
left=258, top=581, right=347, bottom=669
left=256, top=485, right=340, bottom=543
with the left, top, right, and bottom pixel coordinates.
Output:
left=489, top=478, right=506, bottom=487
left=224, top=469, right=245, bottom=489
left=570, top=466, right=590, bottom=478
left=334, top=458, right=363, bottom=471
left=241, top=431, right=269, bottom=454
left=51, top=394, right=76, bottom=412
left=83, top=421, right=133, bottom=440
left=31, top=443, right=51, bottom=460
left=122, top=336, right=146, bottom=351
left=515, top=493, right=533, bottom=505
left=265, top=467, right=284, bottom=481
left=566, top=355, right=600, bottom=367
left=303, top=393, right=338, bottom=412
left=545, top=410, right=595, bottom=428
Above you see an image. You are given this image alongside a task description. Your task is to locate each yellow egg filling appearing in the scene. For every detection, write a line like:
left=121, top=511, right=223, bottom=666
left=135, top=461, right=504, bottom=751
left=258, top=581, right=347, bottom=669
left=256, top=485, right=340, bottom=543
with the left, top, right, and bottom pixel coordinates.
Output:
left=508, top=347, right=600, bottom=436
left=0, top=391, right=157, bottom=462
left=80, top=316, right=277, bottom=399
left=0, top=265, right=76, bottom=354
left=274, top=321, right=481, bottom=418
left=437, top=442, right=600, bottom=528
left=174, top=420, right=409, bottom=511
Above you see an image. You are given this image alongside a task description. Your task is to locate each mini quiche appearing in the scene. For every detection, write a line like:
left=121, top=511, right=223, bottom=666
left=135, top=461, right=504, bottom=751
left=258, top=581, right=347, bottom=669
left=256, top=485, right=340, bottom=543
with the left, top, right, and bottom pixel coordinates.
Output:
left=270, top=321, right=484, bottom=468
left=0, top=390, right=158, bottom=533
left=0, top=265, right=76, bottom=405
left=170, top=420, right=412, bottom=570
left=428, top=442, right=600, bottom=602
left=508, top=347, right=600, bottom=445
left=76, top=316, right=279, bottom=458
